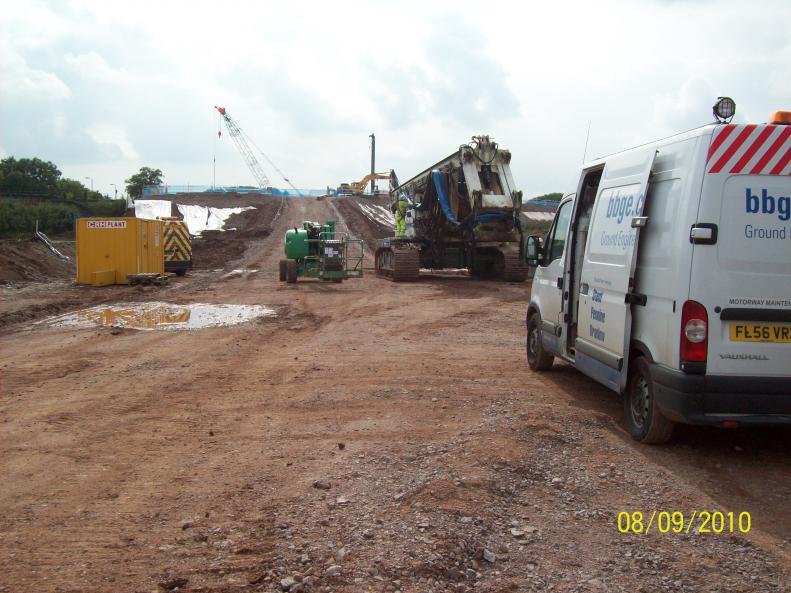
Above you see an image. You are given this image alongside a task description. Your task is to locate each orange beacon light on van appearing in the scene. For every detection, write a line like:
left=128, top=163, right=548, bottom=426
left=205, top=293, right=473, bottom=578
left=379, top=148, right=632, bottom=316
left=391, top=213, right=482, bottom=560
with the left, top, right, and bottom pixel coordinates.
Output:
left=770, top=111, right=791, bottom=125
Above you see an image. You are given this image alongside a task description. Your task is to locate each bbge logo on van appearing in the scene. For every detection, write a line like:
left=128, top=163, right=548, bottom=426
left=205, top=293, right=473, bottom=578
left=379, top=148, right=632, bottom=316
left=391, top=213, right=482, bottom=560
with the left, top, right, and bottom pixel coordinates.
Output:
left=745, top=188, right=791, bottom=221
left=605, top=192, right=645, bottom=224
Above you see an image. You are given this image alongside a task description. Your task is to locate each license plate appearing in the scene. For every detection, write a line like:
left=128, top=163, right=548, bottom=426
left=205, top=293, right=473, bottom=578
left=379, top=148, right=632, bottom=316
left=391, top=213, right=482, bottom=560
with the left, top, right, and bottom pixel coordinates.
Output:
left=730, top=322, right=791, bottom=343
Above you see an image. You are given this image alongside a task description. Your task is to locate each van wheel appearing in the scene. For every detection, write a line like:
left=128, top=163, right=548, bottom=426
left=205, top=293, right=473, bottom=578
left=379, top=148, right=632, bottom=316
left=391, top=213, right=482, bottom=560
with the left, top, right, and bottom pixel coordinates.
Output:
left=278, top=259, right=287, bottom=281
left=624, top=357, right=674, bottom=444
left=527, top=313, right=554, bottom=371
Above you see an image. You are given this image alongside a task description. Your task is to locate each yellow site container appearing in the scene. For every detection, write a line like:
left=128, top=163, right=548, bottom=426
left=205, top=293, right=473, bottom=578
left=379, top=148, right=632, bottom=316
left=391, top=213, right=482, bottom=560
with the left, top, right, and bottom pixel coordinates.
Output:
left=76, top=217, right=164, bottom=285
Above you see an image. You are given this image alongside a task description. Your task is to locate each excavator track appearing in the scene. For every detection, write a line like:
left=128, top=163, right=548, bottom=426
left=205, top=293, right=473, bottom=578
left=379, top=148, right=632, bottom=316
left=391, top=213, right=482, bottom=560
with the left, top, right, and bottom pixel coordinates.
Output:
left=375, top=246, right=420, bottom=282
left=501, top=251, right=529, bottom=282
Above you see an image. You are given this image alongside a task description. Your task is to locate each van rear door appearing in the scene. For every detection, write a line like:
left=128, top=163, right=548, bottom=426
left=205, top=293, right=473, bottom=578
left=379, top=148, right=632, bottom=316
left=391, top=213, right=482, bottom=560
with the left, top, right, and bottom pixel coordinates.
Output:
left=575, top=149, right=656, bottom=392
left=691, top=123, right=791, bottom=378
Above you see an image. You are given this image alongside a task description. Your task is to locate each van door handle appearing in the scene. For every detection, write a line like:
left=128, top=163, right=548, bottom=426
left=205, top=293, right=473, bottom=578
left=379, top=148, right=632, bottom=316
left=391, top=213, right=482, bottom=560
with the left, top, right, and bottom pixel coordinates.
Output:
left=690, top=223, right=718, bottom=245
left=580, top=283, right=589, bottom=295
left=556, top=277, right=564, bottom=289
left=625, top=292, right=647, bottom=306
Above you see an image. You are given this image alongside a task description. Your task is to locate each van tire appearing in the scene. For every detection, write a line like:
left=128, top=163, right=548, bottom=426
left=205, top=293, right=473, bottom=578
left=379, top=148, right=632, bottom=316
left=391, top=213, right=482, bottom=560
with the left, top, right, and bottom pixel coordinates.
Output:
left=527, top=313, right=554, bottom=371
left=624, top=357, right=674, bottom=444
left=286, top=260, right=298, bottom=284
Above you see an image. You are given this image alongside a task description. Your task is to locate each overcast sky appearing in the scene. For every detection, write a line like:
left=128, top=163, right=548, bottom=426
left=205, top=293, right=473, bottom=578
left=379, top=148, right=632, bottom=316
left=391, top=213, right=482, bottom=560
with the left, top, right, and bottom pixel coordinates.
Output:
left=1, top=0, right=789, bottom=198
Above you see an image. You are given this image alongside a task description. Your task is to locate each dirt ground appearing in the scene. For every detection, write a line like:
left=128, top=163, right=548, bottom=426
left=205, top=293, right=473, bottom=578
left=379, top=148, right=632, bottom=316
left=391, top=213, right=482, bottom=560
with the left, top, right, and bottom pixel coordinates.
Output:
left=0, top=239, right=75, bottom=284
left=1, top=195, right=789, bottom=593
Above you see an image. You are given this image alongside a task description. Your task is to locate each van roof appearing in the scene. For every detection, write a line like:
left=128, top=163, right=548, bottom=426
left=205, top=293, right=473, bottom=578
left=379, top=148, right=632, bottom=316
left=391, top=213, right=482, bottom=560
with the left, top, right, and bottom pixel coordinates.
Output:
left=582, top=122, right=723, bottom=170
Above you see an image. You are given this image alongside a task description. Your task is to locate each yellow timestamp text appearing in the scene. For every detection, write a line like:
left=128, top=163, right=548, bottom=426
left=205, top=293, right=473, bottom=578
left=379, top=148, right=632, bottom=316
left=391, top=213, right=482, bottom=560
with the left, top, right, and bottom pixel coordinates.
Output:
left=617, top=511, right=751, bottom=534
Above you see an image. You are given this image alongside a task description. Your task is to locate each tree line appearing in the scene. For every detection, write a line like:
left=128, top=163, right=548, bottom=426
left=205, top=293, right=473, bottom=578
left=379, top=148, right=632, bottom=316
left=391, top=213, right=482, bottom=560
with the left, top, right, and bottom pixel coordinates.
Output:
left=0, top=157, right=164, bottom=200
left=529, top=192, right=564, bottom=202
left=0, top=157, right=165, bottom=236
left=0, top=157, right=104, bottom=200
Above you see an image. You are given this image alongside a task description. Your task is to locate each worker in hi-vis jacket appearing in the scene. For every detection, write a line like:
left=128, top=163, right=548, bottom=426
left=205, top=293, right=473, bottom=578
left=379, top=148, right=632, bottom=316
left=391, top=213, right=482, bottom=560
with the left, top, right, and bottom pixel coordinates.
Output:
left=395, top=197, right=411, bottom=238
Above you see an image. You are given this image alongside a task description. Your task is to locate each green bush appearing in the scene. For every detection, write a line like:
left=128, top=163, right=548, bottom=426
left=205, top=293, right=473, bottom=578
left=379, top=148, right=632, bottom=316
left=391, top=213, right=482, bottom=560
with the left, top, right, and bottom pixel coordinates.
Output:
left=0, top=200, right=36, bottom=235
left=530, top=192, right=564, bottom=202
left=77, top=199, right=126, bottom=217
left=0, top=198, right=125, bottom=237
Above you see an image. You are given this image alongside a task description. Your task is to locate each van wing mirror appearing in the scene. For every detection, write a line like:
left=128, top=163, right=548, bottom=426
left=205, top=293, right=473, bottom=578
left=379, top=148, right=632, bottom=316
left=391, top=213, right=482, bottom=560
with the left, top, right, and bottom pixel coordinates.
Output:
left=525, top=235, right=544, bottom=267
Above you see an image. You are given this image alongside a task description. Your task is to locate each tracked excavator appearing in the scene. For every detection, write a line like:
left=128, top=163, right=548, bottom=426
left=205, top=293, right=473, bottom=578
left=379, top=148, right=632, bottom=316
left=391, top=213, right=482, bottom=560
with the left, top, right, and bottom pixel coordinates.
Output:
left=374, top=135, right=528, bottom=282
left=336, top=172, right=390, bottom=195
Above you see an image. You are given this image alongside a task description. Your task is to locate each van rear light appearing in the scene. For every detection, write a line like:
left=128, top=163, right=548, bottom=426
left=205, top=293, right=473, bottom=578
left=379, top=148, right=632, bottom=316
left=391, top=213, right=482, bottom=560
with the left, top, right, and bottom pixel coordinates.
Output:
left=681, top=300, right=708, bottom=366
left=685, top=319, right=706, bottom=343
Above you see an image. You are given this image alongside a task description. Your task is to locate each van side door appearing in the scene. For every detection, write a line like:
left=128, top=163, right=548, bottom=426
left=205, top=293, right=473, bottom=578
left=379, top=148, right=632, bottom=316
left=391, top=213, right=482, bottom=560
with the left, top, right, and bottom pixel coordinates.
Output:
left=533, top=197, right=573, bottom=355
left=574, top=149, right=657, bottom=392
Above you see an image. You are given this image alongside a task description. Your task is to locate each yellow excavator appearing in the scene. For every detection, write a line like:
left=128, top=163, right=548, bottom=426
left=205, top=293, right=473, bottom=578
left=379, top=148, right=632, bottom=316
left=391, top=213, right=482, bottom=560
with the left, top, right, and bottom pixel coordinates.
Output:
left=337, top=172, right=390, bottom=194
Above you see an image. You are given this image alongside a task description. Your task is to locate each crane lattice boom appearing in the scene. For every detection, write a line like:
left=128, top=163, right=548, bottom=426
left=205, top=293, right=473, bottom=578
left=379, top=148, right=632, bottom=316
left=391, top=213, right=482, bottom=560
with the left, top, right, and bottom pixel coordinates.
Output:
left=214, top=106, right=270, bottom=188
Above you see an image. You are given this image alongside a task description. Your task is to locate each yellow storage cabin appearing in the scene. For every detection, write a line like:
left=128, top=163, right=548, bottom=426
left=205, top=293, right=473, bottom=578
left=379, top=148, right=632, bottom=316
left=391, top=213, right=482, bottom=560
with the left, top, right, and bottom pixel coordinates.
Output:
left=76, top=217, right=164, bottom=286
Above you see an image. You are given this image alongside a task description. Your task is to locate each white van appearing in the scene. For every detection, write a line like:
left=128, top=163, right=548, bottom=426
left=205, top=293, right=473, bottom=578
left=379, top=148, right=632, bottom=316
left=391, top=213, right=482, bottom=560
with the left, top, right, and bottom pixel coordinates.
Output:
left=525, top=100, right=791, bottom=443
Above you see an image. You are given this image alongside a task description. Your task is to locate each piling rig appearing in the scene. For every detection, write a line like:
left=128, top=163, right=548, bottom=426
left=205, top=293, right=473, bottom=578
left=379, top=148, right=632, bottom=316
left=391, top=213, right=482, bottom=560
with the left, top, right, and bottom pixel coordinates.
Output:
left=375, top=135, right=528, bottom=282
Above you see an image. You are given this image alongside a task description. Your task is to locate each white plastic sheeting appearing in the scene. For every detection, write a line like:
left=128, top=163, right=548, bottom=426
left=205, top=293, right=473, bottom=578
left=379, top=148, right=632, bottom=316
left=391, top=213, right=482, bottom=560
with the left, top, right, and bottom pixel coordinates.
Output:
left=176, top=205, right=255, bottom=236
left=521, top=211, right=556, bottom=222
left=135, top=200, right=172, bottom=219
left=358, top=203, right=395, bottom=227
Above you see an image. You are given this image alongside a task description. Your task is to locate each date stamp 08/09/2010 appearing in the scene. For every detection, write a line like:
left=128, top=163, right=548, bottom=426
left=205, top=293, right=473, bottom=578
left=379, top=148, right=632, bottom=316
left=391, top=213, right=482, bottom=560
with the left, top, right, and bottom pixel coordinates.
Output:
left=616, top=511, right=751, bottom=535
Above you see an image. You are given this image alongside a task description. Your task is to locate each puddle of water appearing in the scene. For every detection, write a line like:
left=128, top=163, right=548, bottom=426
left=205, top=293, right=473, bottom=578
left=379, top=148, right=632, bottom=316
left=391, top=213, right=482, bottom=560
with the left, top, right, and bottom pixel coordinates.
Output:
left=40, top=302, right=276, bottom=331
left=222, top=269, right=260, bottom=279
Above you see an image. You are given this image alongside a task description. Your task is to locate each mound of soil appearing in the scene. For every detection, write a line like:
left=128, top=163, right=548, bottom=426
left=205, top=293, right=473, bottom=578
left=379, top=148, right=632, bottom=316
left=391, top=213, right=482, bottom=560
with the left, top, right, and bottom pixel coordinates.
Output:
left=333, top=194, right=394, bottom=250
left=0, top=239, right=76, bottom=283
left=185, top=195, right=283, bottom=270
left=166, top=192, right=283, bottom=209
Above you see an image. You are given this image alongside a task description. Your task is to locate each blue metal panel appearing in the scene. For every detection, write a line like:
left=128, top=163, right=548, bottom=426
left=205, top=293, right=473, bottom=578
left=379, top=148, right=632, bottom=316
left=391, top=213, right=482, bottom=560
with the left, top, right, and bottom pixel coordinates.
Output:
left=575, top=351, right=621, bottom=393
left=431, top=170, right=459, bottom=224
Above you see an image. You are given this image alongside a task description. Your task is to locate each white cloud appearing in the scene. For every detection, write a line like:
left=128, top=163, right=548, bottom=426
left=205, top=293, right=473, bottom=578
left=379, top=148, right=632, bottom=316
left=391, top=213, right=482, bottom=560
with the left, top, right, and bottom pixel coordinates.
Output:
left=0, top=0, right=789, bottom=197
left=648, top=79, right=718, bottom=139
left=0, top=50, right=71, bottom=100
left=87, top=123, right=139, bottom=160
left=63, top=52, right=132, bottom=85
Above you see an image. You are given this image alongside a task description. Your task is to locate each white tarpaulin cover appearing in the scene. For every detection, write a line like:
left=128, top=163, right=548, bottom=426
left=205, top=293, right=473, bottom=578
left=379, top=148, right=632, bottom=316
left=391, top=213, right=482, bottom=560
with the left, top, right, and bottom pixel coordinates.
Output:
left=521, top=211, right=556, bottom=222
left=134, top=200, right=172, bottom=219
left=358, top=203, right=395, bottom=227
left=176, top=205, right=255, bottom=236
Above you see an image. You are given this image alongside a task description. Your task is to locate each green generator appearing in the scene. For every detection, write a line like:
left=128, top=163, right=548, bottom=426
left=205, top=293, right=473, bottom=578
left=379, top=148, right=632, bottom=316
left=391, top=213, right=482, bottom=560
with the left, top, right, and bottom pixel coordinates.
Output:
left=279, top=221, right=364, bottom=284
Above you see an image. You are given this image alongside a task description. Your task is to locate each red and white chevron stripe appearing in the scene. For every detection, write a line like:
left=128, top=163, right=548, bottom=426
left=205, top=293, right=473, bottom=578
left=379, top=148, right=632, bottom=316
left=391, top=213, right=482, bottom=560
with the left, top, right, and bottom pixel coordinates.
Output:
left=706, top=124, right=791, bottom=175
